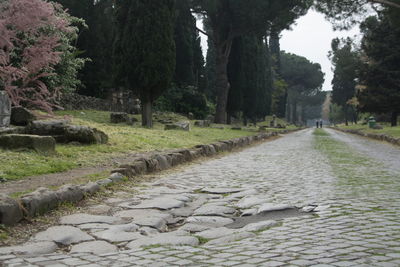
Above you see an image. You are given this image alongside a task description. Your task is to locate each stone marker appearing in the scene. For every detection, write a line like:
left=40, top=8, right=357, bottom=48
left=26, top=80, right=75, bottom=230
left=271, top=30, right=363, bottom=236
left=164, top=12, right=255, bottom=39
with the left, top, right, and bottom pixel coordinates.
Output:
left=0, top=134, right=56, bottom=154
left=0, top=91, right=11, bottom=127
left=0, top=241, right=58, bottom=256
left=33, top=226, right=94, bottom=245
left=165, top=121, right=190, bottom=131
left=10, top=106, right=36, bottom=126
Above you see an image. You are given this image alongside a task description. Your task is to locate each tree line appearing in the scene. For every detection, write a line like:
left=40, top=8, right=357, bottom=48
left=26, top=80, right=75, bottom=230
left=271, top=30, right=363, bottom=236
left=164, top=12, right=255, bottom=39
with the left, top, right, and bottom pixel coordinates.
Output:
left=328, top=1, right=400, bottom=126
left=1, top=0, right=398, bottom=127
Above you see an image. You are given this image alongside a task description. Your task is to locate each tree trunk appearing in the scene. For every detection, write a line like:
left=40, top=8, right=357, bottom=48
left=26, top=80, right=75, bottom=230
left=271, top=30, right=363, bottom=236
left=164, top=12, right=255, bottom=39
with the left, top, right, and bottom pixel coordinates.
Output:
left=141, top=99, right=153, bottom=128
left=227, top=113, right=232, bottom=125
left=214, top=45, right=231, bottom=124
left=391, top=111, right=398, bottom=127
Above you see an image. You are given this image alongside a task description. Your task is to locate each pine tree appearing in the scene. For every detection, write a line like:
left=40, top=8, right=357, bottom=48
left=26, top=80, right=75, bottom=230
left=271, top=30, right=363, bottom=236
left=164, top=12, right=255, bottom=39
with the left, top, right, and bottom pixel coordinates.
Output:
left=113, top=0, right=176, bottom=128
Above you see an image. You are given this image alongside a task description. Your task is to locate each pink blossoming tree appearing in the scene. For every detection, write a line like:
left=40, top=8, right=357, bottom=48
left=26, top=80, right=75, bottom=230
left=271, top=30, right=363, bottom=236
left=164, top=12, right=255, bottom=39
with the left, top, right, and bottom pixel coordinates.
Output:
left=0, top=0, right=83, bottom=112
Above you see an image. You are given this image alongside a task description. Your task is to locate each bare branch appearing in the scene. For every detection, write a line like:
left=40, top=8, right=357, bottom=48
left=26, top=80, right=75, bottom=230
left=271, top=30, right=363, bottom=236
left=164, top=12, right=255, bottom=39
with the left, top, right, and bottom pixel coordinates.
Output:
left=196, top=26, right=211, bottom=38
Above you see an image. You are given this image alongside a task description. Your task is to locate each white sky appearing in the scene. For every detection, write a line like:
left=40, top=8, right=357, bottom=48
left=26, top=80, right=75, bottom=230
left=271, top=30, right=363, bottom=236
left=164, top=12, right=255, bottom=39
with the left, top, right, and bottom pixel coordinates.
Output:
left=280, top=9, right=360, bottom=91
left=197, top=9, right=361, bottom=92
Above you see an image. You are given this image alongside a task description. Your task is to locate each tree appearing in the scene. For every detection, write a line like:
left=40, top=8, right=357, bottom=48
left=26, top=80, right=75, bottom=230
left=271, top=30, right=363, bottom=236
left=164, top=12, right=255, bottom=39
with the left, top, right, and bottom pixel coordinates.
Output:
left=191, top=0, right=311, bottom=123
left=280, top=52, right=325, bottom=124
left=357, top=7, right=400, bottom=126
left=113, top=0, right=176, bottom=128
left=0, top=0, right=84, bottom=112
left=54, top=0, right=114, bottom=97
left=329, top=38, right=361, bottom=125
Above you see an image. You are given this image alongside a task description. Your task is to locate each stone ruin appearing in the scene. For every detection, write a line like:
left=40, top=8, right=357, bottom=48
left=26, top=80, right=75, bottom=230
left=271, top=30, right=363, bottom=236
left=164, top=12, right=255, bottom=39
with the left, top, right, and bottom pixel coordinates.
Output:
left=0, top=91, right=11, bottom=128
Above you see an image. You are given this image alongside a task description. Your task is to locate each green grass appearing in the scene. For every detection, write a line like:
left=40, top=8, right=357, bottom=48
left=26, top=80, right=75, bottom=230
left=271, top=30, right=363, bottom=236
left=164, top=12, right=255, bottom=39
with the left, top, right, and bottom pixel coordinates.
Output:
left=313, top=128, right=396, bottom=191
left=0, top=110, right=294, bottom=181
left=336, top=123, right=400, bottom=138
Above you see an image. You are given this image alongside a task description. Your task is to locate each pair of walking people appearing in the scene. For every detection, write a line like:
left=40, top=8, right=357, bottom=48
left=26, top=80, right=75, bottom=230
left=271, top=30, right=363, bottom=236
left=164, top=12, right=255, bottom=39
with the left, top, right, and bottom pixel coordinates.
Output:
left=316, top=119, right=323, bottom=128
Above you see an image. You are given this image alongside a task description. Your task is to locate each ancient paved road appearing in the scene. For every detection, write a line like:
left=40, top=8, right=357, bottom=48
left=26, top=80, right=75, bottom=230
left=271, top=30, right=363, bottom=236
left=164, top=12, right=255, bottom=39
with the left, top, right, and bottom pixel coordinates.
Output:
left=2, top=128, right=400, bottom=267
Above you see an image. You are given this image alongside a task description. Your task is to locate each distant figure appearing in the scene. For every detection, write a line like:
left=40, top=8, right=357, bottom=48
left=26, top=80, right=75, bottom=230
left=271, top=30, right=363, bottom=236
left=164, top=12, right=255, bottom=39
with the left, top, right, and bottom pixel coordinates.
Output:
left=319, top=119, right=323, bottom=128
left=316, top=120, right=319, bottom=128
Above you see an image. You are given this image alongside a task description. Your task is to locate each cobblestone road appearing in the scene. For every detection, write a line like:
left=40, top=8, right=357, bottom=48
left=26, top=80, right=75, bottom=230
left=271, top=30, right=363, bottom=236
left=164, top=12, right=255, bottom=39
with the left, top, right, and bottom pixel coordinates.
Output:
left=1, top=129, right=400, bottom=266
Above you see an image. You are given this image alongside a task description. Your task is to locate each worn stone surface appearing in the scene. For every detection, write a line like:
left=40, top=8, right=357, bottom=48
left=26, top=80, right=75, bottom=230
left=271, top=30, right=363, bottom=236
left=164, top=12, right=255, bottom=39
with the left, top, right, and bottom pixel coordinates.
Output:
left=32, top=226, right=94, bottom=245
left=0, top=194, right=23, bottom=225
left=236, top=196, right=267, bottom=209
left=0, top=134, right=55, bottom=154
left=114, top=209, right=171, bottom=231
left=127, top=232, right=199, bottom=249
left=129, top=197, right=185, bottom=210
left=201, top=187, right=242, bottom=194
left=257, top=203, right=294, bottom=213
left=186, top=216, right=234, bottom=227
left=206, top=232, right=256, bottom=245
left=70, top=241, right=118, bottom=254
left=196, top=227, right=236, bottom=240
left=60, top=213, right=123, bottom=225
left=91, top=224, right=141, bottom=243
left=241, top=220, right=278, bottom=232
left=193, top=204, right=236, bottom=217
left=21, top=187, right=58, bottom=217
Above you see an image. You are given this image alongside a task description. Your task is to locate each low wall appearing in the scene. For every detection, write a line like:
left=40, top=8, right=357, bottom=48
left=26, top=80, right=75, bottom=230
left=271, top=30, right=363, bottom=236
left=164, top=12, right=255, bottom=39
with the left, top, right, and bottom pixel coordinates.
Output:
left=0, top=129, right=300, bottom=226
left=332, top=127, right=400, bottom=146
left=58, top=93, right=111, bottom=111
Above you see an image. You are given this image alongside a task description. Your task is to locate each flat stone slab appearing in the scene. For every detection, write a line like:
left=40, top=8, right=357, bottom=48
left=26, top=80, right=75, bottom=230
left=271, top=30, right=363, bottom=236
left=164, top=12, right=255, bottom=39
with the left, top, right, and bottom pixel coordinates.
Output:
left=186, top=216, right=234, bottom=227
left=128, top=197, right=185, bottom=210
left=206, top=231, right=256, bottom=245
left=179, top=223, right=212, bottom=233
left=127, top=232, right=199, bottom=249
left=257, top=203, right=294, bottom=213
left=32, top=226, right=94, bottom=245
left=77, top=223, right=112, bottom=231
left=60, top=213, right=123, bottom=225
left=0, top=241, right=57, bottom=256
left=92, top=223, right=142, bottom=242
left=240, top=220, right=278, bottom=232
left=70, top=241, right=118, bottom=254
left=193, top=205, right=236, bottom=217
left=196, top=227, right=236, bottom=240
left=237, top=196, right=267, bottom=209
left=114, top=209, right=172, bottom=231
left=241, top=208, right=258, bottom=216
left=201, top=187, right=243, bottom=194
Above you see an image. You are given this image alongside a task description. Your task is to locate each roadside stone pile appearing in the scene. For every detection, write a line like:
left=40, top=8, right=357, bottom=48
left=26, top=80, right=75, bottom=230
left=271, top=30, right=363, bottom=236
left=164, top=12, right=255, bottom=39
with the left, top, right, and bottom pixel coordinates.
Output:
left=0, top=107, right=108, bottom=153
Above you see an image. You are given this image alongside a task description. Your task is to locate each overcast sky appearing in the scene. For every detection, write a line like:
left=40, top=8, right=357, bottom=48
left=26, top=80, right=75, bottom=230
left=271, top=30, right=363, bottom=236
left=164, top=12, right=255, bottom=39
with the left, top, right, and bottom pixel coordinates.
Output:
left=280, top=9, right=360, bottom=92
left=197, top=9, right=361, bottom=92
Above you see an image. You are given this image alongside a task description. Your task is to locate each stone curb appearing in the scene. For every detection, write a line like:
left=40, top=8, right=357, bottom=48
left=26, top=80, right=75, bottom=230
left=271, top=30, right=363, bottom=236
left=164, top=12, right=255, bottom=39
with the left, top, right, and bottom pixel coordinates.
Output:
left=331, top=127, right=400, bottom=147
left=0, top=129, right=301, bottom=226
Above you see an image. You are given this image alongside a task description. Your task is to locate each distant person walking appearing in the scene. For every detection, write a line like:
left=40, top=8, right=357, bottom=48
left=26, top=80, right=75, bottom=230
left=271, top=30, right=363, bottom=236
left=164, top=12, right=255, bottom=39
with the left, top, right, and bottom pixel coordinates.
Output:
left=316, top=120, right=319, bottom=128
left=319, top=119, right=323, bottom=128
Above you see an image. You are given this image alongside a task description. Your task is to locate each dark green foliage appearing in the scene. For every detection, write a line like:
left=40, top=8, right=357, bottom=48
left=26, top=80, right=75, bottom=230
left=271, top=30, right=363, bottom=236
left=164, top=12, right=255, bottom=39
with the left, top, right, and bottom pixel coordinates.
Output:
left=227, top=35, right=273, bottom=124
left=191, top=0, right=312, bottom=123
left=204, top=21, right=217, bottom=103
left=280, top=52, right=325, bottom=124
left=54, top=0, right=114, bottom=97
left=155, top=86, right=210, bottom=119
left=358, top=7, right=400, bottom=126
left=113, top=0, right=176, bottom=127
left=329, top=38, right=361, bottom=125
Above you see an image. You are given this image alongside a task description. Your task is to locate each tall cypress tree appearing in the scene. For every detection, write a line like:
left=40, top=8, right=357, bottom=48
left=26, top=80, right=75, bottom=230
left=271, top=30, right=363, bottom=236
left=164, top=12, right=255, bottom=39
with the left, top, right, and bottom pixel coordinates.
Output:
left=113, top=0, right=176, bottom=127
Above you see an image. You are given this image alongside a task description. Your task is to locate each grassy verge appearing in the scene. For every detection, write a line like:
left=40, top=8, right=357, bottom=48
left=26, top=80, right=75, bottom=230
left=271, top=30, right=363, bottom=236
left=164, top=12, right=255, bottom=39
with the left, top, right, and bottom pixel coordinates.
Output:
left=335, top=123, right=400, bottom=138
left=0, top=110, right=293, bottom=181
left=313, top=128, right=394, bottom=189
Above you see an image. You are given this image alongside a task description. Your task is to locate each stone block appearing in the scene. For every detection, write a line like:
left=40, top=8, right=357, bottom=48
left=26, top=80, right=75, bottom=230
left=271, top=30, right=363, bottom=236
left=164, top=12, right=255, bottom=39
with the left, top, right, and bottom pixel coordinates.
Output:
left=0, top=134, right=55, bottom=154
left=0, top=194, right=23, bottom=225
left=0, top=91, right=11, bottom=128
left=27, top=120, right=108, bottom=144
left=165, top=121, right=190, bottom=131
left=194, top=120, right=211, bottom=127
left=79, top=182, right=101, bottom=195
left=21, top=188, right=58, bottom=217
left=10, top=106, right=36, bottom=126
left=110, top=112, right=129, bottom=124
left=55, top=184, right=84, bottom=203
